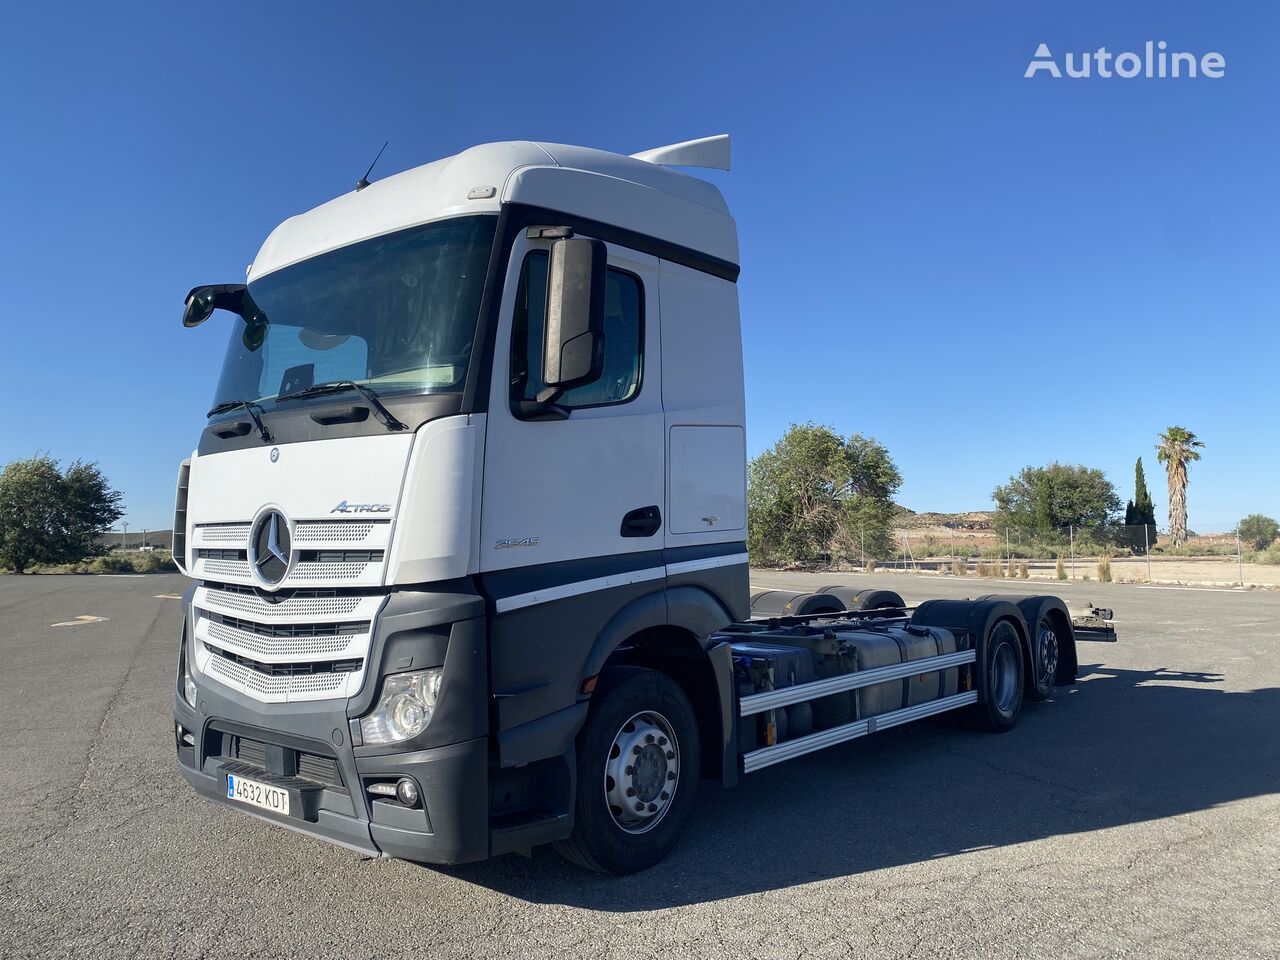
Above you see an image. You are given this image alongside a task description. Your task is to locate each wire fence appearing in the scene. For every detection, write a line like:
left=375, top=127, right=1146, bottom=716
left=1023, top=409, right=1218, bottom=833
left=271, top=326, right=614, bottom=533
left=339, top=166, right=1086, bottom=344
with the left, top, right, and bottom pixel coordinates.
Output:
left=860, top=523, right=1280, bottom=588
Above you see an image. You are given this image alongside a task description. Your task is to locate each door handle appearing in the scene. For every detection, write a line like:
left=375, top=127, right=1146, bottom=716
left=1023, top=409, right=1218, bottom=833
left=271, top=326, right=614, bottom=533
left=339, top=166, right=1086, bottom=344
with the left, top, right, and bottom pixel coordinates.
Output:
left=620, top=505, right=662, bottom=538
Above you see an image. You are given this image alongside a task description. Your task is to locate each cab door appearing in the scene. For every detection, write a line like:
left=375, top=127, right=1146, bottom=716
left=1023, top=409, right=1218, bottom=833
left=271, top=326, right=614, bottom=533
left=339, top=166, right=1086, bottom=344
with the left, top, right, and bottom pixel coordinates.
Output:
left=479, top=232, right=664, bottom=577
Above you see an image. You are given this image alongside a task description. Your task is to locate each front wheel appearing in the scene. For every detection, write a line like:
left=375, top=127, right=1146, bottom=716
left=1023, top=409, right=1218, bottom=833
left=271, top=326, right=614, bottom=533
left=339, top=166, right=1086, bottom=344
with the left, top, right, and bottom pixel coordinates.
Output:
left=555, top=666, right=700, bottom=874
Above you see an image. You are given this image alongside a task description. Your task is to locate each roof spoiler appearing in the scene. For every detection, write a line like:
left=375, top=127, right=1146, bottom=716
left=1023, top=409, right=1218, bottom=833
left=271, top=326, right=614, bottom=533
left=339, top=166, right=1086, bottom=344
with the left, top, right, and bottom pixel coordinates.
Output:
left=630, top=134, right=730, bottom=171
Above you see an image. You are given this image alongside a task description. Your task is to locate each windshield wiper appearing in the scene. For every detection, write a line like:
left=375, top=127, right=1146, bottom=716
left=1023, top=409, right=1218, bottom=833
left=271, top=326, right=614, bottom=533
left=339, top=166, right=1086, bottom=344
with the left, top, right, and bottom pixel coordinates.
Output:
left=206, top=399, right=273, bottom=443
left=278, top=380, right=407, bottom=431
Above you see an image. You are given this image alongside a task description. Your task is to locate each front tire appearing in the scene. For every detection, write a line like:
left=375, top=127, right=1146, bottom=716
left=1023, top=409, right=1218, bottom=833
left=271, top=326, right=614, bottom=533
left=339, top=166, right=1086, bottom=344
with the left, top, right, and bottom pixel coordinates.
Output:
left=555, top=667, right=700, bottom=874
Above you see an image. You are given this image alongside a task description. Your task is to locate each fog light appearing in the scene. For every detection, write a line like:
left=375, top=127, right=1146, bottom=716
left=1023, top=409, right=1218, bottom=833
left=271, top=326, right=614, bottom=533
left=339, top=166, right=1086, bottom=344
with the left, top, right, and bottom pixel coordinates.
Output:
left=395, top=777, right=420, bottom=807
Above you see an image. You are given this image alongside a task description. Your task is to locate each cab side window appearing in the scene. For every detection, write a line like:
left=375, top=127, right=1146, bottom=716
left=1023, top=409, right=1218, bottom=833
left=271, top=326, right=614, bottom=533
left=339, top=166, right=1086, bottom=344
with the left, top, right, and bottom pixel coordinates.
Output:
left=510, top=251, right=643, bottom=410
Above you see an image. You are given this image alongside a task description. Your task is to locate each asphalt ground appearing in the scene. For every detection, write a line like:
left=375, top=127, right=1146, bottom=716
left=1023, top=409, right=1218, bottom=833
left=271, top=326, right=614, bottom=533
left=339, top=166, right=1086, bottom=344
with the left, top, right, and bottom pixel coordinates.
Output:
left=1, top=571, right=1277, bottom=959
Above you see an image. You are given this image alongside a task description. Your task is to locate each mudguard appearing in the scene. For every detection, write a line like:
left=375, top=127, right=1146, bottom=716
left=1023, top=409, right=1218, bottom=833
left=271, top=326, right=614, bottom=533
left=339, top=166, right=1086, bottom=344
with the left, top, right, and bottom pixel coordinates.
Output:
left=973, top=594, right=1078, bottom=685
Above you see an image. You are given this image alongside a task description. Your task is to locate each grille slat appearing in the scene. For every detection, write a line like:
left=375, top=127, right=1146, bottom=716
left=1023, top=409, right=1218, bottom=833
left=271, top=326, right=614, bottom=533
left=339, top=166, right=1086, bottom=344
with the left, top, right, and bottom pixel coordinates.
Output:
left=200, top=587, right=367, bottom=620
left=197, top=523, right=252, bottom=543
left=294, top=521, right=385, bottom=544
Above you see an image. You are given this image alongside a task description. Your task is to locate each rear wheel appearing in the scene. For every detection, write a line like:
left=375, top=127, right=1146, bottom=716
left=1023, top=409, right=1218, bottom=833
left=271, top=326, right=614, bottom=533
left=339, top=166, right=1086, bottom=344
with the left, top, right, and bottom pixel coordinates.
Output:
left=1025, top=616, right=1059, bottom=701
left=967, top=620, right=1025, bottom=732
left=555, top=666, right=700, bottom=874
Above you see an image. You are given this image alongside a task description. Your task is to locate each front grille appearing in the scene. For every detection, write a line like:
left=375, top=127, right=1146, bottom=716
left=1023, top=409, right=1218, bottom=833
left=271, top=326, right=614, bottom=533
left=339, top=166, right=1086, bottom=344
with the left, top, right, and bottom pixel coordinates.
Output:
left=190, top=517, right=389, bottom=589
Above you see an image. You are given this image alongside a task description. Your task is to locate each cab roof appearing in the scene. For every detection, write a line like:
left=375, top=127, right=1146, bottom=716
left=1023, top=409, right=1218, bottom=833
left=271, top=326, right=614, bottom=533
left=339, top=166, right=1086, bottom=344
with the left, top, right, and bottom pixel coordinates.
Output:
left=249, top=140, right=737, bottom=281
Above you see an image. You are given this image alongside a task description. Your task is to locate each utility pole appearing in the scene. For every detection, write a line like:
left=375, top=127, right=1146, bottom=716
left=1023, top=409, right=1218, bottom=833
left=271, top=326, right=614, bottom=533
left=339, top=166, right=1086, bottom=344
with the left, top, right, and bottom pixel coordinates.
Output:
left=1144, top=524, right=1152, bottom=582
left=122, top=522, right=128, bottom=551
left=1070, top=525, right=1075, bottom=580
left=1237, top=531, right=1244, bottom=588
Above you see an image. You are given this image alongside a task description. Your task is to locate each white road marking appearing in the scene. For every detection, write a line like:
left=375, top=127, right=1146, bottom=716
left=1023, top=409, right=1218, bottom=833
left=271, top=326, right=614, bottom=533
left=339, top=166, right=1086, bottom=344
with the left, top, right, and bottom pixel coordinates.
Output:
left=154, top=594, right=183, bottom=600
left=51, top=615, right=110, bottom=627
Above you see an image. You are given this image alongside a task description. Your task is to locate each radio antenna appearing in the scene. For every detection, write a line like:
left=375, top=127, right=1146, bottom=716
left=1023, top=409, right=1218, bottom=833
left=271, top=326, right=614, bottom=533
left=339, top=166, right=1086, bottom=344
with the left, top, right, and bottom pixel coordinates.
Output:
left=355, top=141, right=388, bottom=192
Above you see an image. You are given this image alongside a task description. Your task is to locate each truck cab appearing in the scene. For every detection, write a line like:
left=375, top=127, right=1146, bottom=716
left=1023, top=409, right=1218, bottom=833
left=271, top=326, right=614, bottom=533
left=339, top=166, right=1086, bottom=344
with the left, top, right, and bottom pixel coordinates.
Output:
left=173, top=137, right=750, bottom=872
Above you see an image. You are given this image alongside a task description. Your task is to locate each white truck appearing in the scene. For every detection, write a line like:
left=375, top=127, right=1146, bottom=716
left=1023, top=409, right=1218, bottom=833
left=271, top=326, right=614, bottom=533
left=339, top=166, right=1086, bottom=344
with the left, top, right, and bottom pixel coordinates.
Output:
left=172, top=135, right=1113, bottom=873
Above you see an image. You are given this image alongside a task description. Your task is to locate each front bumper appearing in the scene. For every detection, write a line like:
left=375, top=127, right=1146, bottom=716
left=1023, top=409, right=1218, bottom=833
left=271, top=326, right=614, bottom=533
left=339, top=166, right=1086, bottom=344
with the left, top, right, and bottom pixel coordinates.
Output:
left=174, top=681, right=490, bottom=864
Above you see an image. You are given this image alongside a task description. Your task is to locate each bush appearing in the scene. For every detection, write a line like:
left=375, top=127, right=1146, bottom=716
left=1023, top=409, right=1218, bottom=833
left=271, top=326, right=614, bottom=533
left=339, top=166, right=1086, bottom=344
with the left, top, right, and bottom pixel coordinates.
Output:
left=1019, top=561, right=1029, bottom=579
left=865, top=559, right=877, bottom=574
left=1097, top=555, right=1112, bottom=583
left=1056, top=557, right=1066, bottom=580
left=1254, top=545, right=1280, bottom=566
left=1238, top=514, right=1280, bottom=551
left=951, top=558, right=967, bottom=576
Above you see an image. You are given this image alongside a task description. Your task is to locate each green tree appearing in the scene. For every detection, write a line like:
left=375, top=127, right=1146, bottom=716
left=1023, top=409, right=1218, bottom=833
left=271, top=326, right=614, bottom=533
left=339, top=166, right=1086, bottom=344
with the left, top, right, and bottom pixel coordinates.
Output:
left=1238, top=514, right=1280, bottom=551
left=1122, top=457, right=1159, bottom=552
left=1156, top=427, right=1204, bottom=547
left=992, top=463, right=1120, bottom=536
left=747, top=424, right=901, bottom=565
left=0, top=455, right=125, bottom=573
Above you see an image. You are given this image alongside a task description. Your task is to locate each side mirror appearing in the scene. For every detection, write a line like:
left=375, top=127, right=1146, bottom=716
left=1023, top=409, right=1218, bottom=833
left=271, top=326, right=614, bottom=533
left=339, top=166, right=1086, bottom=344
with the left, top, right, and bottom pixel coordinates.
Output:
left=540, top=237, right=606, bottom=400
left=183, top=284, right=247, bottom=328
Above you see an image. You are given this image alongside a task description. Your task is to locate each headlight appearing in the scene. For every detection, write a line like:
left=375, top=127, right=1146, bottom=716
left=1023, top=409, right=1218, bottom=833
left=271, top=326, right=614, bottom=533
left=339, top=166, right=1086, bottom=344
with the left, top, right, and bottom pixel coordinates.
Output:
left=178, top=632, right=198, bottom=708
left=360, top=669, right=442, bottom=745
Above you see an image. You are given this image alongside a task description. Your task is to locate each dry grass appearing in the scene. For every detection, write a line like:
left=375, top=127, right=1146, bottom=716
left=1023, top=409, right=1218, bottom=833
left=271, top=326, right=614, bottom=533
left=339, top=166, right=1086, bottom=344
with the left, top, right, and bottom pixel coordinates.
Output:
left=1097, top=555, right=1113, bottom=583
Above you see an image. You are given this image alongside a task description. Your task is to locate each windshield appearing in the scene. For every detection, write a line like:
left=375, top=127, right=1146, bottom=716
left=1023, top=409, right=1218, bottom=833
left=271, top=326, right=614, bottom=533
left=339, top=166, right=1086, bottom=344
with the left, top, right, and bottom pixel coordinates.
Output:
left=210, top=215, right=496, bottom=413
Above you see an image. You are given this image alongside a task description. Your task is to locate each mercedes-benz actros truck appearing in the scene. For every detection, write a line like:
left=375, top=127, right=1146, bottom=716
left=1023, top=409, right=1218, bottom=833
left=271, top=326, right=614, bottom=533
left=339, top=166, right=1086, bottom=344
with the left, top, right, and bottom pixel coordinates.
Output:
left=171, top=135, right=1115, bottom=874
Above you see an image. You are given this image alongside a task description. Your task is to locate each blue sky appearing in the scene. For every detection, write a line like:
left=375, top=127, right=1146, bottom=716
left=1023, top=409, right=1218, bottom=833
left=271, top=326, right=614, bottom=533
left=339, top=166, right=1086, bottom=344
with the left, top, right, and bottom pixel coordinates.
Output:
left=1, top=2, right=1274, bottom=533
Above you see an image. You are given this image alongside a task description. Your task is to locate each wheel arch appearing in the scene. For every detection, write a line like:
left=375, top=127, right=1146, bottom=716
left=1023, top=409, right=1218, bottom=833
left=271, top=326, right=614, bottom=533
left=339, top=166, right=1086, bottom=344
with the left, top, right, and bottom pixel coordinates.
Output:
left=972, top=594, right=1078, bottom=687
left=585, top=585, right=737, bottom=786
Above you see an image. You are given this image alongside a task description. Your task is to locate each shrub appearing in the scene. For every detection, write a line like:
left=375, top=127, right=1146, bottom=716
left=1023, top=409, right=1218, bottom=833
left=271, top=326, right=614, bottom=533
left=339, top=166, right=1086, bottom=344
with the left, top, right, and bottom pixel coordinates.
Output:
left=1097, top=555, right=1112, bottom=583
left=1056, top=557, right=1066, bottom=580
left=1019, top=562, right=1029, bottom=579
left=865, top=559, right=877, bottom=574
left=89, top=555, right=130, bottom=574
left=1254, top=545, right=1280, bottom=566
left=1238, top=514, right=1280, bottom=551
left=951, top=558, right=967, bottom=576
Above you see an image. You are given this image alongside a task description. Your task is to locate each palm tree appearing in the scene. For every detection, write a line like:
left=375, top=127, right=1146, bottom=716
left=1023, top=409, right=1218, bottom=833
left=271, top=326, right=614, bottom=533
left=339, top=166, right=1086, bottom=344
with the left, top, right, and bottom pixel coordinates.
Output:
left=1156, top=427, right=1204, bottom=547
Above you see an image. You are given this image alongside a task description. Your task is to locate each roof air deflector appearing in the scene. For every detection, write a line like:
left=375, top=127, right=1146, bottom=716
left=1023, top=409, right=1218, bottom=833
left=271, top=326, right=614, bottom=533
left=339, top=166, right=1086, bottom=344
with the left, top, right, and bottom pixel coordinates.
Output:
left=630, top=135, right=730, bottom=171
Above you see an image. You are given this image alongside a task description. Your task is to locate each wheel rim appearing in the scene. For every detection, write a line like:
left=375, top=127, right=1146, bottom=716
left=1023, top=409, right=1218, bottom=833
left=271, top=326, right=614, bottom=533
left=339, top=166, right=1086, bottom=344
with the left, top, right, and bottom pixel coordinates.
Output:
left=603, top=710, right=680, bottom=835
left=990, top=636, right=1019, bottom=714
left=1037, top=620, right=1059, bottom=685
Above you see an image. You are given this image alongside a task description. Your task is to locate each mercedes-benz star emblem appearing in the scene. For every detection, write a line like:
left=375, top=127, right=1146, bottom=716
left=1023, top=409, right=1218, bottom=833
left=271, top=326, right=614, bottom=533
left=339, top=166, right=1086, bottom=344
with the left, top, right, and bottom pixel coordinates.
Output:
left=269, top=447, right=280, bottom=463
left=250, top=510, right=291, bottom=586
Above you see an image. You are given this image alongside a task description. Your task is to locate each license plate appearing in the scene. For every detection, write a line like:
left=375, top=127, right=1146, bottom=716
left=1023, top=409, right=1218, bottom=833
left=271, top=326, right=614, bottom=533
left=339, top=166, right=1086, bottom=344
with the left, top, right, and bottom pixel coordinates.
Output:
left=226, top=773, right=291, bottom=816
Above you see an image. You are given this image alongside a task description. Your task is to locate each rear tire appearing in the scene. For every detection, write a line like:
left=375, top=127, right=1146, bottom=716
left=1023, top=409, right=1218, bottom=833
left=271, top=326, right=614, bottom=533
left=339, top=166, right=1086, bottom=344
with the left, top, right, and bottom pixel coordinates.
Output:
left=1025, top=616, right=1059, bottom=702
left=966, top=620, right=1025, bottom=732
left=555, top=667, right=700, bottom=874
